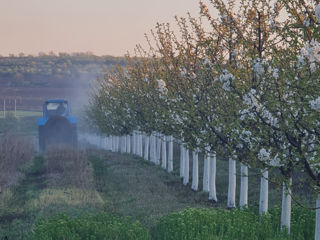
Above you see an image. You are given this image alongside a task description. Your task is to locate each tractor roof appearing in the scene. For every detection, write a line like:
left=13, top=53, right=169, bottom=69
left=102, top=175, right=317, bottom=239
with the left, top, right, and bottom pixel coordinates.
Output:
left=45, top=99, right=68, bottom=104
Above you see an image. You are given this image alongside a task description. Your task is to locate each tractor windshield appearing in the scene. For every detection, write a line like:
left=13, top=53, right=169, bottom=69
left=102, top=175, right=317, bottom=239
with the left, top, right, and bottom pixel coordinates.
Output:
left=46, top=102, right=68, bottom=117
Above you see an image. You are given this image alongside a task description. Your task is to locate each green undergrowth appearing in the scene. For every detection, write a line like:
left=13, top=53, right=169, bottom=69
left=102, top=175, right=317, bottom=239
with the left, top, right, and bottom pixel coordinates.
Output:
left=151, top=207, right=315, bottom=240
left=27, top=206, right=314, bottom=240
left=0, top=150, right=316, bottom=239
left=0, top=156, right=47, bottom=240
left=30, top=213, right=151, bottom=240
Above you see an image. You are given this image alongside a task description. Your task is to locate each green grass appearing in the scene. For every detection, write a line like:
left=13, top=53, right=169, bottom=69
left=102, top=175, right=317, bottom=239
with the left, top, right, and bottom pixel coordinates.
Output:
left=89, top=151, right=213, bottom=228
left=151, top=207, right=315, bottom=240
left=0, top=148, right=316, bottom=239
left=0, top=113, right=39, bottom=135
left=30, top=213, right=151, bottom=240
left=0, top=156, right=46, bottom=240
left=0, top=110, right=42, bottom=119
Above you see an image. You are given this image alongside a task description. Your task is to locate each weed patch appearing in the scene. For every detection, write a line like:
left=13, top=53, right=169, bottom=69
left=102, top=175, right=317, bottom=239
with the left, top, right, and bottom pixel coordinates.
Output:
left=30, top=213, right=151, bottom=240
left=151, top=207, right=315, bottom=240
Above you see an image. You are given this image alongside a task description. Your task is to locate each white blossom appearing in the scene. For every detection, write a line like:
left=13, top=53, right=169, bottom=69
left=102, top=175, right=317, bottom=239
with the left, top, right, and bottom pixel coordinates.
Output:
left=258, top=148, right=271, bottom=162
left=157, top=79, right=167, bottom=94
left=310, top=96, right=320, bottom=111
left=315, top=4, right=320, bottom=23
left=253, top=58, right=265, bottom=76
left=203, top=57, right=212, bottom=66
left=300, top=40, right=320, bottom=64
left=310, top=62, right=317, bottom=73
left=303, top=18, right=310, bottom=27
left=219, top=70, right=234, bottom=91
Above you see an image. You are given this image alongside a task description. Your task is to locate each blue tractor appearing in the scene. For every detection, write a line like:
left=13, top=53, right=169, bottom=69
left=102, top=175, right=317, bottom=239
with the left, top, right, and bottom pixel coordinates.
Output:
left=37, top=99, right=77, bottom=151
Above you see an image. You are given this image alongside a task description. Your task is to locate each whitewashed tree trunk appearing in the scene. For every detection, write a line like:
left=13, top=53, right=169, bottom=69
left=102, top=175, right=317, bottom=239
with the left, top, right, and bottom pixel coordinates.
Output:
left=139, top=133, right=143, bottom=157
left=161, top=136, right=167, bottom=169
left=135, top=132, right=139, bottom=155
left=116, top=136, right=120, bottom=152
left=151, top=133, right=156, bottom=163
left=240, top=163, right=248, bottom=209
left=144, top=135, right=150, bottom=161
left=135, top=132, right=139, bottom=156
left=103, top=137, right=107, bottom=150
left=132, top=133, right=135, bottom=154
left=120, top=136, right=123, bottom=153
left=168, top=136, right=173, bottom=173
left=122, top=136, right=127, bottom=153
left=156, top=133, right=161, bottom=165
left=281, top=177, right=292, bottom=233
left=259, top=169, right=269, bottom=215
left=209, top=151, right=217, bottom=202
left=191, top=151, right=199, bottom=191
left=180, top=144, right=185, bottom=178
left=112, top=136, right=115, bottom=151
left=135, top=132, right=138, bottom=155
left=123, top=135, right=126, bottom=153
left=227, top=157, right=236, bottom=208
left=107, top=137, right=111, bottom=151
left=183, top=148, right=189, bottom=185
left=315, top=193, right=320, bottom=240
left=126, top=135, right=131, bottom=153
left=111, top=136, right=115, bottom=152
left=203, top=154, right=209, bottom=192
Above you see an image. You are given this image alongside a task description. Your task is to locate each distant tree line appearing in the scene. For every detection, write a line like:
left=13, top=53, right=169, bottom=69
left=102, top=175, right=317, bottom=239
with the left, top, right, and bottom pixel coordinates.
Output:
left=0, top=53, right=126, bottom=88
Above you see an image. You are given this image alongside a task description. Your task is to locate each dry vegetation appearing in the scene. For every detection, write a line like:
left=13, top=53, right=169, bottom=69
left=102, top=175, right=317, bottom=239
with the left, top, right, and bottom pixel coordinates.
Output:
left=44, top=147, right=94, bottom=189
left=26, top=147, right=104, bottom=210
left=0, top=134, right=34, bottom=191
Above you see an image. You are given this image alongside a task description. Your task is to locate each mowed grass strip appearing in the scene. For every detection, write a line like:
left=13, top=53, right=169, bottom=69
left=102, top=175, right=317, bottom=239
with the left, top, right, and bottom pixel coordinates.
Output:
left=89, top=150, right=214, bottom=228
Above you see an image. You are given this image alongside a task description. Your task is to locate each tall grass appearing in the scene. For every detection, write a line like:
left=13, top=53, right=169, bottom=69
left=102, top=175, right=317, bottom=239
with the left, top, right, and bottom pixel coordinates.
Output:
left=0, top=134, right=34, bottom=191
left=151, top=207, right=315, bottom=240
left=30, top=213, right=151, bottom=240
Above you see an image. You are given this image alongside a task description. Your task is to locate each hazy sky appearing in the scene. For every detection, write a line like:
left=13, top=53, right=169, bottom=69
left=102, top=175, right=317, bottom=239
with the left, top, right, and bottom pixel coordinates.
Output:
left=0, top=0, right=201, bottom=56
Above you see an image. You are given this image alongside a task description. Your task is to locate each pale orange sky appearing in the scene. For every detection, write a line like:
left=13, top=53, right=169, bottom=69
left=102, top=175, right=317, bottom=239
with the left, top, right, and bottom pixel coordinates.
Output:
left=0, top=0, right=201, bottom=56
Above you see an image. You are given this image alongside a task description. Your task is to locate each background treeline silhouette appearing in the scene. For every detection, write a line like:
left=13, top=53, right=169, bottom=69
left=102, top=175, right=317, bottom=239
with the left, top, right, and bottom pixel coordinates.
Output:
left=0, top=53, right=125, bottom=88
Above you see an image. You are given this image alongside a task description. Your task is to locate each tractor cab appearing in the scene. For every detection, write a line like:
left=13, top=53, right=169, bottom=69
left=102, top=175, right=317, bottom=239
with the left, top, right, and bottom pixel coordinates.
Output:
left=44, top=100, right=69, bottom=118
left=38, top=99, right=77, bottom=152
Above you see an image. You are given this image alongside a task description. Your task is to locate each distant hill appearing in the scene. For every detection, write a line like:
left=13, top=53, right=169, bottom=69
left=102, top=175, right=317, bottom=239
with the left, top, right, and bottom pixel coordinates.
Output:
left=0, top=53, right=125, bottom=88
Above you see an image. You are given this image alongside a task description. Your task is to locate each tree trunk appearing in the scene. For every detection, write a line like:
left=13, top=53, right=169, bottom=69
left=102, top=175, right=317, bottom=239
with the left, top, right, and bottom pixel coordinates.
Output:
left=139, top=133, right=143, bottom=157
left=191, top=151, right=199, bottom=191
left=281, top=177, right=292, bottom=233
left=161, top=135, right=167, bottom=169
left=203, top=154, right=209, bottom=192
left=156, top=133, right=161, bottom=165
left=180, top=144, right=185, bottom=178
left=136, top=133, right=140, bottom=156
left=106, top=136, right=110, bottom=151
left=122, top=136, right=127, bottom=153
left=120, top=136, right=123, bottom=153
left=150, top=133, right=156, bottom=163
left=144, top=135, right=150, bottom=161
left=126, top=135, right=131, bottom=153
left=168, top=136, right=173, bottom=172
left=259, top=169, right=269, bottom=215
left=315, top=192, right=320, bottom=240
left=132, top=132, right=136, bottom=155
left=183, top=148, right=189, bottom=185
left=209, top=151, right=217, bottom=201
left=227, top=157, right=236, bottom=208
left=111, top=136, right=115, bottom=152
left=240, top=163, right=248, bottom=209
